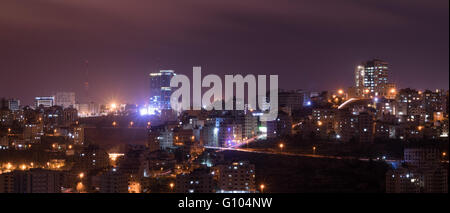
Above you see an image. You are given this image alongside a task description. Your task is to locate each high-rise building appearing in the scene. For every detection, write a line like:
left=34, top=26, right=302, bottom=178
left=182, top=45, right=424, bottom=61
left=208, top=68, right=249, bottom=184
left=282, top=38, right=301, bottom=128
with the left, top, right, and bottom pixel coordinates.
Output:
left=99, top=168, right=128, bottom=193
left=423, top=89, right=446, bottom=122
left=355, top=59, right=390, bottom=98
left=216, top=161, right=256, bottom=193
left=395, top=88, right=422, bottom=122
left=35, top=96, right=54, bottom=108
left=75, top=102, right=100, bottom=117
left=149, top=70, right=176, bottom=112
left=148, top=125, right=174, bottom=150
left=175, top=167, right=215, bottom=193
left=219, top=122, right=243, bottom=147
left=0, top=169, right=62, bottom=193
left=54, top=92, right=76, bottom=109
left=358, top=112, right=375, bottom=143
left=23, top=123, right=44, bottom=142
left=278, top=89, right=305, bottom=111
left=268, top=113, right=292, bottom=138
left=8, top=99, right=20, bottom=111
left=386, top=147, right=448, bottom=193
left=404, top=147, right=441, bottom=169
left=243, top=111, right=258, bottom=140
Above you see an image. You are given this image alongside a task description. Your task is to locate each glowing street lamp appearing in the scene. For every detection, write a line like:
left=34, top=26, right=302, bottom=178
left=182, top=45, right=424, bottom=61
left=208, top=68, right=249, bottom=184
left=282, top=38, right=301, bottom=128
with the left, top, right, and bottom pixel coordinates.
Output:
left=169, top=183, right=175, bottom=192
left=390, top=88, right=396, bottom=94
left=443, top=152, right=447, bottom=157
left=260, top=184, right=265, bottom=193
left=79, top=172, right=85, bottom=179
left=76, top=182, right=85, bottom=193
left=313, top=146, right=317, bottom=155
left=338, top=89, right=344, bottom=95
left=112, top=121, right=117, bottom=127
left=279, top=143, right=284, bottom=152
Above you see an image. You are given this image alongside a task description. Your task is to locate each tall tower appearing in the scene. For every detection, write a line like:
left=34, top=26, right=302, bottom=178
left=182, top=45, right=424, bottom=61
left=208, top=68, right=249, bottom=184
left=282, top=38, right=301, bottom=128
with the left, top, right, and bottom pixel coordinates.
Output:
left=84, top=60, right=90, bottom=103
left=149, top=70, right=176, bottom=112
left=355, top=59, right=389, bottom=98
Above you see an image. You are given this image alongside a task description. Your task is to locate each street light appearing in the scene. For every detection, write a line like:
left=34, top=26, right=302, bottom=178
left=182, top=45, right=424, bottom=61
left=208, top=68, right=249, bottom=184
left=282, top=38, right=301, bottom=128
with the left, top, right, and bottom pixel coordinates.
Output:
left=260, top=184, right=265, bottom=193
left=279, top=143, right=284, bottom=152
left=169, top=183, right=175, bottom=192
left=79, top=172, right=85, bottom=179
left=390, top=88, right=396, bottom=94
left=443, top=152, right=447, bottom=157
left=313, top=146, right=317, bottom=155
left=112, top=121, right=117, bottom=127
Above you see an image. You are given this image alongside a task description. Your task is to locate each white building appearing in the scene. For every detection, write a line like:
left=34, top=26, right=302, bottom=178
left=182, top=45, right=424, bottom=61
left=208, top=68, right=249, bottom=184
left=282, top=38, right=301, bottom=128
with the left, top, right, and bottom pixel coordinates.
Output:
left=54, top=92, right=76, bottom=109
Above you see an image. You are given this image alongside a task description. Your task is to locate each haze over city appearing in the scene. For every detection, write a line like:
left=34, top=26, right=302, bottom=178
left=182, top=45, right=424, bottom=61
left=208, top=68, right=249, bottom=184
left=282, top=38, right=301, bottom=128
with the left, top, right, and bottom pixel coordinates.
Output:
left=1, top=0, right=448, bottom=105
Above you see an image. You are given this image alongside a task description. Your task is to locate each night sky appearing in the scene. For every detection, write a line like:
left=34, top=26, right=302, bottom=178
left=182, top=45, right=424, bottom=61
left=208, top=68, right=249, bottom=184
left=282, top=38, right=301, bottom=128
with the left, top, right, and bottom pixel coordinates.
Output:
left=1, top=0, right=448, bottom=105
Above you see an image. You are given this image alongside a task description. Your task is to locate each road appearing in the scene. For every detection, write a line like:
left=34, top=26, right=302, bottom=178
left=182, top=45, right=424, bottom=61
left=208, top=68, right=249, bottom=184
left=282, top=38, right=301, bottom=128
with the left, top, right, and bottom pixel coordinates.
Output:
left=204, top=146, right=399, bottom=163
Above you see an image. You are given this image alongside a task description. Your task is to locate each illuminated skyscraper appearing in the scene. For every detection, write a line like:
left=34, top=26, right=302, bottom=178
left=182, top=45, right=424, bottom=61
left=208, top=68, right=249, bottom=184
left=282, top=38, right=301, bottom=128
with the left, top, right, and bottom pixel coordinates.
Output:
left=149, top=70, right=175, bottom=112
left=355, top=59, right=390, bottom=98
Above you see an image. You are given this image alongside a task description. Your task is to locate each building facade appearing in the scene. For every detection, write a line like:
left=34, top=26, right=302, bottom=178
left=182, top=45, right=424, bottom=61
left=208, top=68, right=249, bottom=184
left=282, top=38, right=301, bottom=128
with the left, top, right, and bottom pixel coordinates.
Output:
left=149, top=70, right=176, bottom=111
left=355, top=59, right=390, bottom=98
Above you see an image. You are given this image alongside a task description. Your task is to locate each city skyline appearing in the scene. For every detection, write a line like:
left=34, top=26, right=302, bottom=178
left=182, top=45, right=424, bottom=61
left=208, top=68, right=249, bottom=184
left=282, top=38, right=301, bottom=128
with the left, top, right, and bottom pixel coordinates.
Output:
left=1, top=0, right=448, bottom=105
left=1, top=60, right=449, bottom=107
left=0, top=0, right=448, bottom=198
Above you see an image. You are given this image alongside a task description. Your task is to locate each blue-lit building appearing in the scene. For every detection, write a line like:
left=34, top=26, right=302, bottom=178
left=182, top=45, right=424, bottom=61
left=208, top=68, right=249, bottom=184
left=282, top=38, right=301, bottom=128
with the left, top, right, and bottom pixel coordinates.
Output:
left=149, top=70, right=175, bottom=112
left=8, top=99, right=20, bottom=111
